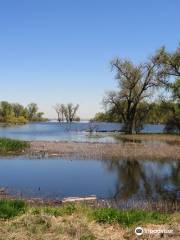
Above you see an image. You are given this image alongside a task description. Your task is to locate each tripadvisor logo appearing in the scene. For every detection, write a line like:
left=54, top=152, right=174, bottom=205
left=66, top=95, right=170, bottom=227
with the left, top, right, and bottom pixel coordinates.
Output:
left=135, top=227, right=144, bottom=236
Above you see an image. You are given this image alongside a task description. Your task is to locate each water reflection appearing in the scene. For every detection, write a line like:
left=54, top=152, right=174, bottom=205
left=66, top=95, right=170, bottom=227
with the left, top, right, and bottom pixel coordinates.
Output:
left=103, top=160, right=180, bottom=202
left=0, top=156, right=179, bottom=202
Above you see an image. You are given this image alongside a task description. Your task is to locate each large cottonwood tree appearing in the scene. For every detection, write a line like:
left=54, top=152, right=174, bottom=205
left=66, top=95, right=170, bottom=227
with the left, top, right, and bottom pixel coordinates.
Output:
left=104, top=57, right=165, bottom=134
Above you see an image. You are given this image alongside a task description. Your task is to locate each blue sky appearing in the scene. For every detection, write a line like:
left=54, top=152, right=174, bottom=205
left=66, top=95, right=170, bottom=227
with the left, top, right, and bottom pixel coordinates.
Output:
left=0, top=0, right=179, bottom=119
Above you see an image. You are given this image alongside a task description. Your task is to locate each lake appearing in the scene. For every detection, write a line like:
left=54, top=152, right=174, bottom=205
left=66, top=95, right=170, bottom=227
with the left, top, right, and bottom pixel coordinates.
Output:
left=0, top=122, right=165, bottom=143
left=0, top=156, right=179, bottom=202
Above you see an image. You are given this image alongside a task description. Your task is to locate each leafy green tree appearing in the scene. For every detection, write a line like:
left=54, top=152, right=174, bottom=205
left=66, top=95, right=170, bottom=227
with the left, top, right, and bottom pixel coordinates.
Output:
left=172, top=78, right=180, bottom=102
left=153, top=44, right=180, bottom=83
left=104, top=57, right=164, bottom=134
left=154, top=44, right=180, bottom=133
left=0, top=101, right=45, bottom=123
left=0, top=101, right=14, bottom=121
left=12, top=103, right=24, bottom=118
left=27, top=103, right=38, bottom=121
left=21, top=108, right=29, bottom=119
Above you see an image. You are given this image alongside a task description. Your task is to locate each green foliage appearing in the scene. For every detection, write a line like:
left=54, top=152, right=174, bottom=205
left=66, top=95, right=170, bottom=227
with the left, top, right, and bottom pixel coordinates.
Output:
left=80, top=235, right=96, bottom=240
left=5, top=116, right=28, bottom=124
left=165, top=113, right=180, bottom=133
left=93, top=101, right=180, bottom=125
left=0, top=138, right=29, bottom=153
left=94, top=44, right=180, bottom=134
left=153, top=44, right=180, bottom=80
left=0, top=199, right=27, bottom=219
left=92, top=208, right=169, bottom=227
left=27, top=103, right=38, bottom=120
left=0, top=101, right=46, bottom=124
left=172, top=78, right=180, bottom=101
left=0, top=101, right=14, bottom=121
left=103, top=57, right=165, bottom=134
left=93, top=112, right=113, bottom=122
left=33, top=203, right=77, bottom=217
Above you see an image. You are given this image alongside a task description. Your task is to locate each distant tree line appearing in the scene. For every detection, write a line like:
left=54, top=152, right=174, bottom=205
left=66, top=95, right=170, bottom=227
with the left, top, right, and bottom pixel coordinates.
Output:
left=92, top=44, right=180, bottom=134
left=54, top=103, right=80, bottom=122
left=0, top=102, right=46, bottom=124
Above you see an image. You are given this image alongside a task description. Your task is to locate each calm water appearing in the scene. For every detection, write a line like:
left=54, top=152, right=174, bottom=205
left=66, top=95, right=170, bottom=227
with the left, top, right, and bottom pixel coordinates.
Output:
left=0, top=156, right=179, bottom=202
left=0, top=122, right=165, bottom=143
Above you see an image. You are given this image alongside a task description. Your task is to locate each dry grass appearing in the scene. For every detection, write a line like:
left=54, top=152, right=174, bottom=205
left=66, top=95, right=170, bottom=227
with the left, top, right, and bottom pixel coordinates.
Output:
left=29, top=138, right=180, bottom=161
left=0, top=205, right=179, bottom=240
left=0, top=208, right=124, bottom=240
left=114, top=134, right=180, bottom=144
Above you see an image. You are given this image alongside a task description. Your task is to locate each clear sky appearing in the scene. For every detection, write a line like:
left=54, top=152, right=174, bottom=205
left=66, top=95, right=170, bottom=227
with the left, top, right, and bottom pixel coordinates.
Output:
left=0, top=0, right=179, bottom=119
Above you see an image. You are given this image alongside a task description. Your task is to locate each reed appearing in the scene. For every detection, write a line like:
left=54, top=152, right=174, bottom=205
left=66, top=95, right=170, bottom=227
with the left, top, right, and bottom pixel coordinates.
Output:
left=29, top=139, right=180, bottom=160
left=0, top=138, right=29, bottom=154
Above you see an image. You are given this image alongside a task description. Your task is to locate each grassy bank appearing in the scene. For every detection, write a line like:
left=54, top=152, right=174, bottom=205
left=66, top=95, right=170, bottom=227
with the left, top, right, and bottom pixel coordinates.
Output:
left=0, top=138, right=29, bottom=154
left=0, top=199, right=179, bottom=240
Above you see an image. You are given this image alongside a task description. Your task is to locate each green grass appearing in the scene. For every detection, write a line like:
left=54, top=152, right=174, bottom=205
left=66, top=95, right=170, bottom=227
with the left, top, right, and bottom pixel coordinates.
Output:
left=80, top=235, right=96, bottom=240
left=0, top=199, right=27, bottom=219
left=0, top=199, right=171, bottom=228
left=0, top=138, right=29, bottom=154
left=91, top=208, right=170, bottom=227
left=32, top=203, right=77, bottom=217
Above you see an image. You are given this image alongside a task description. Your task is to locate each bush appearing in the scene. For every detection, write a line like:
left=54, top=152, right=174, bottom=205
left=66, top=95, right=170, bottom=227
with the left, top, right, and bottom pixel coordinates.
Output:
left=92, top=208, right=169, bottom=227
left=4, top=116, right=28, bottom=124
left=0, top=138, right=29, bottom=153
left=0, top=199, right=27, bottom=219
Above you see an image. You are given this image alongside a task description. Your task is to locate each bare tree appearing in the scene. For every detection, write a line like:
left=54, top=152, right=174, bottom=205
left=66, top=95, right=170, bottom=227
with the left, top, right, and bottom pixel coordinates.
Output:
left=64, top=103, right=79, bottom=122
left=54, top=104, right=65, bottom=122
left=54, top=103, right=79, bottom=123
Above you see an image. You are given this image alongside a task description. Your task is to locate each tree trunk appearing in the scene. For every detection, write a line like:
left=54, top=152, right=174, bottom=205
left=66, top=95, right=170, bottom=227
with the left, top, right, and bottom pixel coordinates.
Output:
left=124, top=121, right=134, bottom=134
left=124, top=108, right=137, bottom=134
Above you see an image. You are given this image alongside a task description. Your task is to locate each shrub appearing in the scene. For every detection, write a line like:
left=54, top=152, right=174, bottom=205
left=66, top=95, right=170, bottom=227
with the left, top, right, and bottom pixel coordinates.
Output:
left=0, top=199, right=27, bottom=219
left=3, top=116, right=28, bottom=124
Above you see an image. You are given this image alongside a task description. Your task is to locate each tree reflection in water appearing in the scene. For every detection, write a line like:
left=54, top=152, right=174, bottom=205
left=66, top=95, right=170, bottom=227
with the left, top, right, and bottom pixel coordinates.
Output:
left=103, top=159, right=180, bottom=203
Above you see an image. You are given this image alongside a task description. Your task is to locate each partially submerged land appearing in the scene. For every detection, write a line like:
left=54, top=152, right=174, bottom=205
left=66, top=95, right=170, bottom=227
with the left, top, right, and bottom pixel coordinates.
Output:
left=0, top=199, right=179, bottom=240
left=0, top=135, right=180, bottom=160
left=28, top=134, right=180, bottom=160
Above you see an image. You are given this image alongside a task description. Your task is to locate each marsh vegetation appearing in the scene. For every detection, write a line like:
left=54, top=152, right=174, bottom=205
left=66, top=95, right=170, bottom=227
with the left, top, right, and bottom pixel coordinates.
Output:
left=0, top=199, right=178, bottom=240
left=0, top=138, right=29, bottom=154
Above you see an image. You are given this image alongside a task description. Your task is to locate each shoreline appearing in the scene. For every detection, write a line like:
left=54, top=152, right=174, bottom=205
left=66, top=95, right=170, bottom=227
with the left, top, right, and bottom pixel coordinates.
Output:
left=1, top=188, right=179, bottom=213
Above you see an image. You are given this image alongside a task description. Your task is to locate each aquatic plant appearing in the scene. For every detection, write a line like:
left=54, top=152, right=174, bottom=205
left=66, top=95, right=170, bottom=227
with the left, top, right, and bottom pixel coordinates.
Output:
left=0, top=138, right=29, bottom=154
